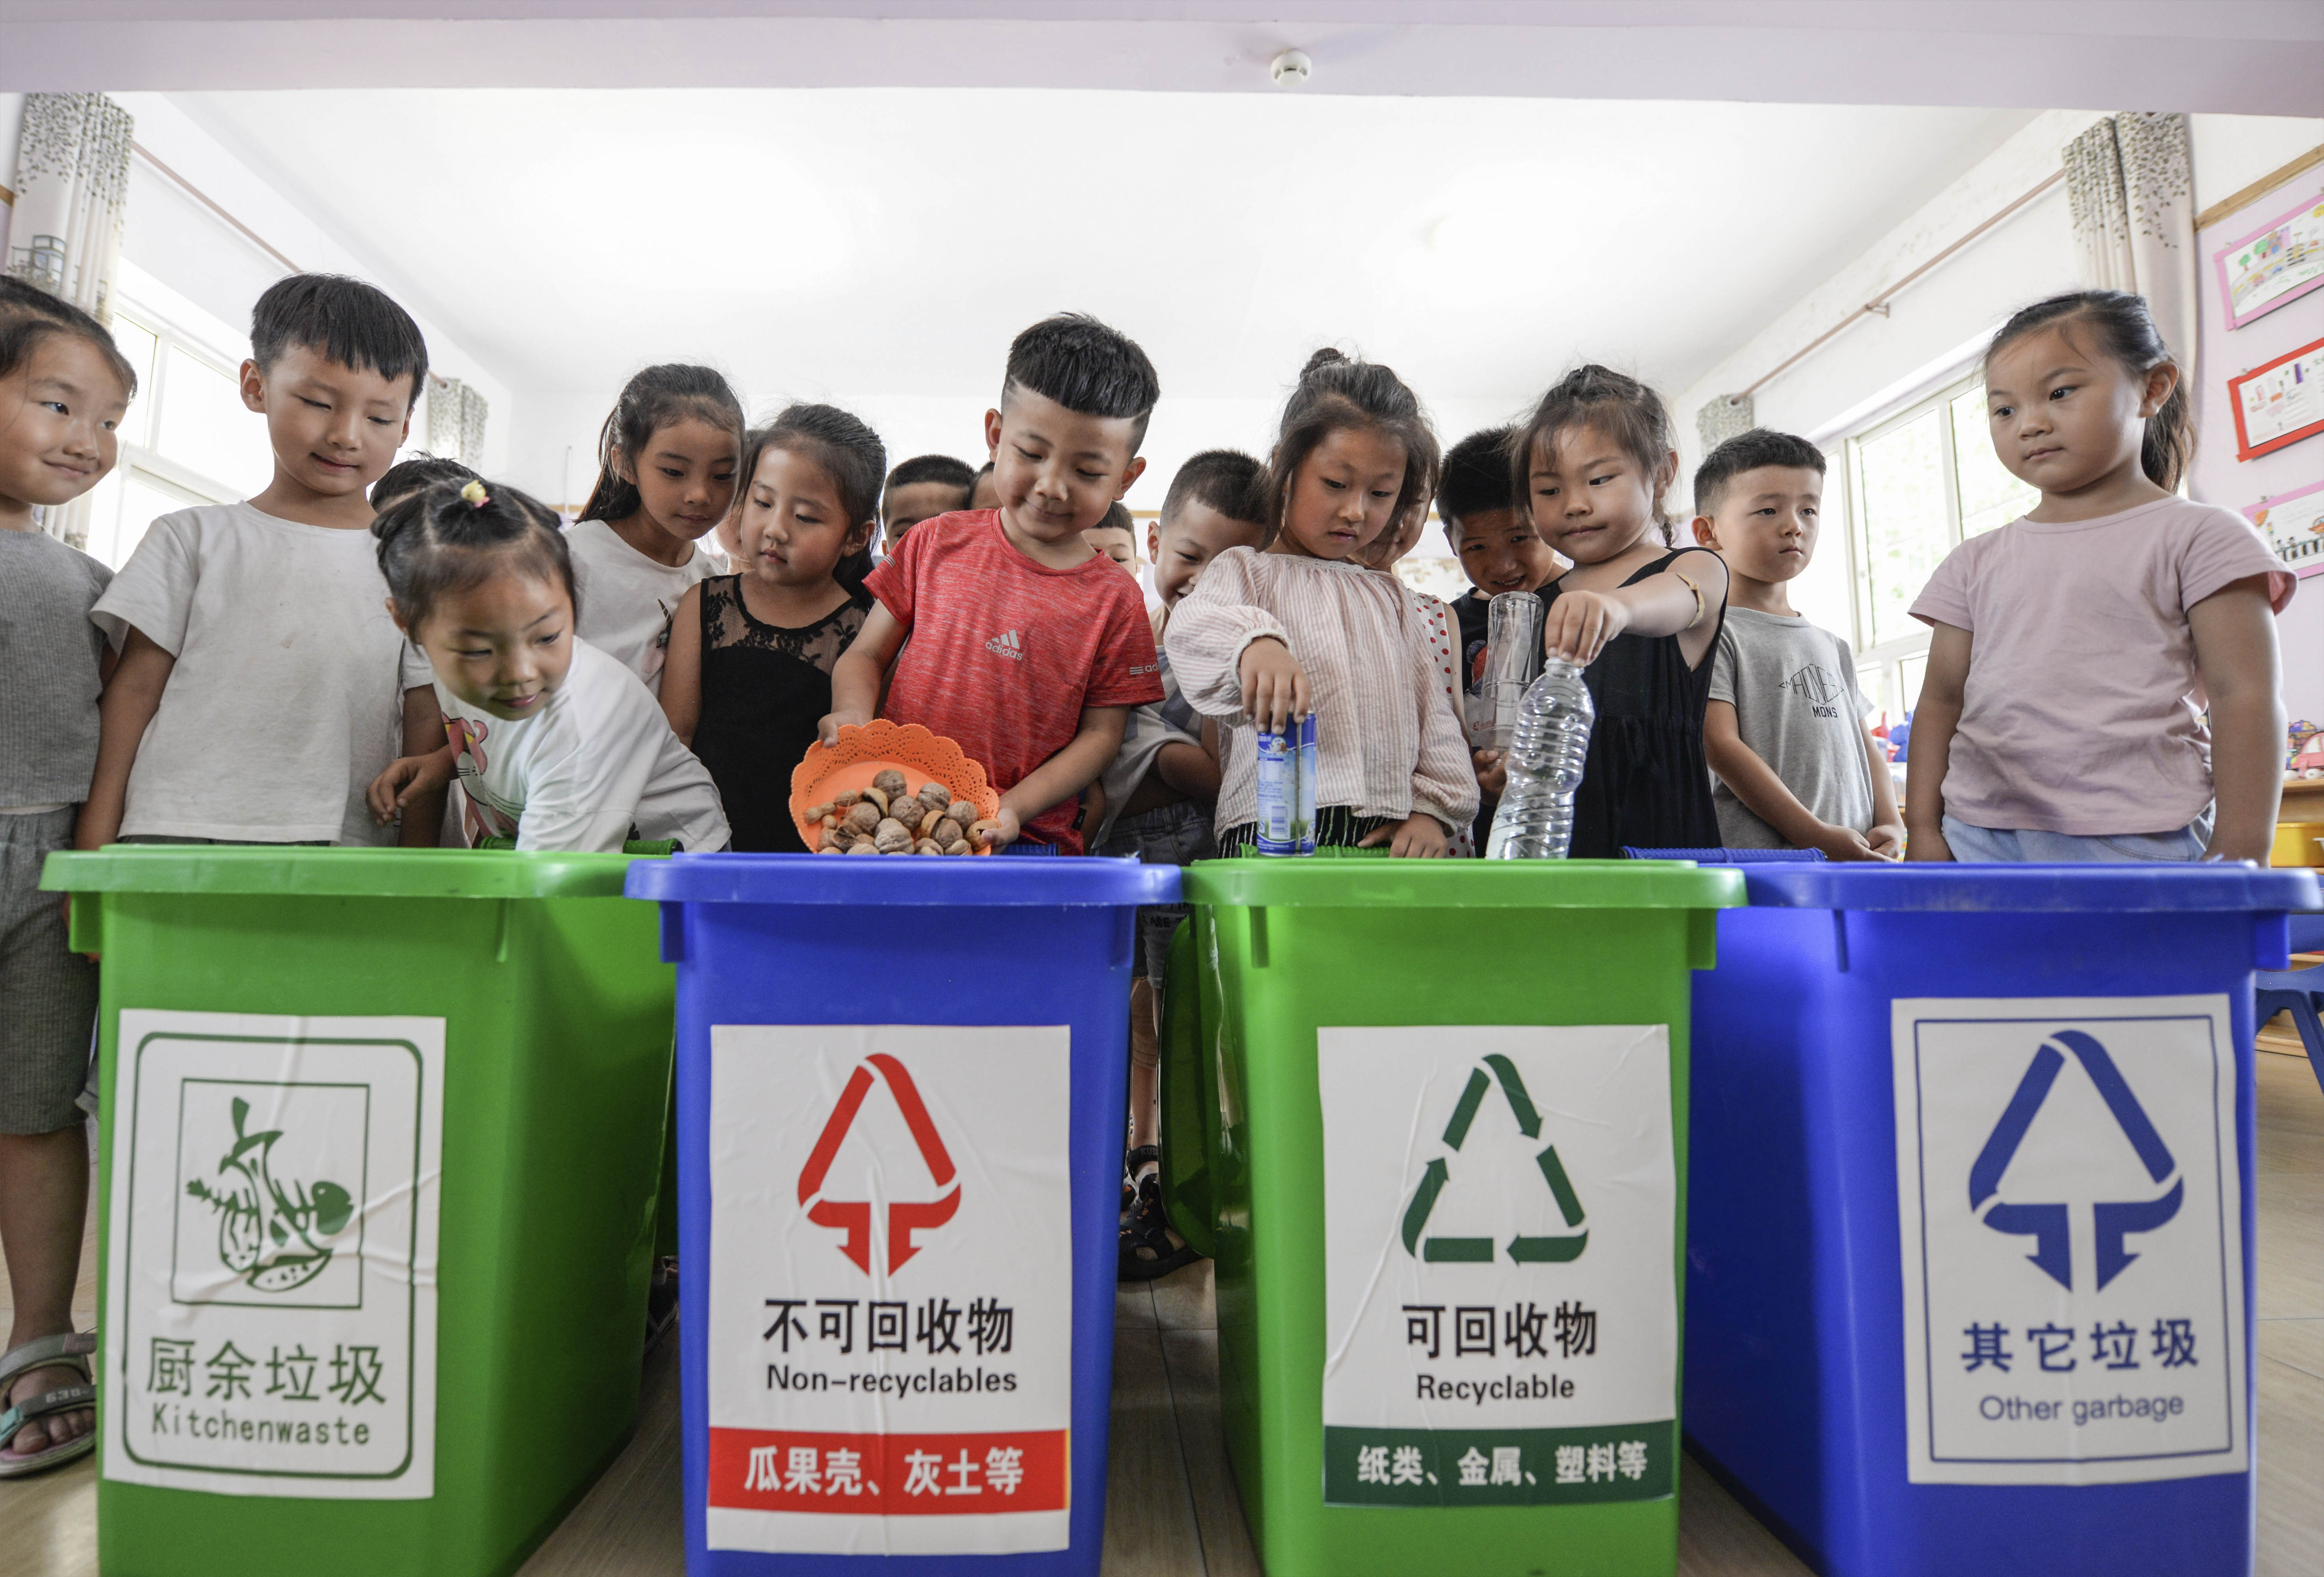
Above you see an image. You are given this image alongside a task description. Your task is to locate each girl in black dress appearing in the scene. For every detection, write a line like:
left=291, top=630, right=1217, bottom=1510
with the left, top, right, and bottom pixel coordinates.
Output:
left=1516, top=367, right=1731, bottom=857
left=660, top=406, right=880, bottom=851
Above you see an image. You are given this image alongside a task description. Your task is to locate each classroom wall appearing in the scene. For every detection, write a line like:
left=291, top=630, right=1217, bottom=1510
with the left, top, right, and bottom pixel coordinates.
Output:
left=2187, top=117, right=2324, bottom=723
left=0, top=91, right=22, bottom=267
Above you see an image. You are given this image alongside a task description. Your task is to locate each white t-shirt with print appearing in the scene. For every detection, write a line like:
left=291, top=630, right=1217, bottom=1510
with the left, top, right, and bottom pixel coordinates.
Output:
left=90, top=502, right=429, bottom=844
left=565, top=518, right=720, bottom=691
left=435, top=637, right=729, bottom=853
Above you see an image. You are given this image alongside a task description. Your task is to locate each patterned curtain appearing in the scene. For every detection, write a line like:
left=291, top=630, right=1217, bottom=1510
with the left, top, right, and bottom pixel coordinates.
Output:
left=8, top=93, right=134, bottom=546
left=425, top=375, right=490, bottom=468
left=6, top=93, right=133, bottom=322
left=2063, top=113, right=2197, bottom=373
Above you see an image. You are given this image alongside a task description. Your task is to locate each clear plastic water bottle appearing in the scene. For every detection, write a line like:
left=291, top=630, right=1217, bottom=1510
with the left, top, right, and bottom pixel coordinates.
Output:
left=1484, top=658, right=1595, bottom=859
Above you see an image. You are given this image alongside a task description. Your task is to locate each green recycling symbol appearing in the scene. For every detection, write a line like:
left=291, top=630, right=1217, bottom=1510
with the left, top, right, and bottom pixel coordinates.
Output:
left=1400, top=1055, right=1586, bottom=1265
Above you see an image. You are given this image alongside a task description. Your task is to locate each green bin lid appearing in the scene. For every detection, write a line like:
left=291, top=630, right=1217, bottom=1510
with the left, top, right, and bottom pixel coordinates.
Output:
left=1182, top=853, right=1743, bottom=910
left=41, top=846, right=644, bottom=900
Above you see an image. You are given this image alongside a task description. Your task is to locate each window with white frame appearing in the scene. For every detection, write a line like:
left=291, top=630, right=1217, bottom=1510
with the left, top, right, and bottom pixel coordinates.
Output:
left=77, top=302, right=276, bottom=569
left=1838, top=369, right=2038, bottom=725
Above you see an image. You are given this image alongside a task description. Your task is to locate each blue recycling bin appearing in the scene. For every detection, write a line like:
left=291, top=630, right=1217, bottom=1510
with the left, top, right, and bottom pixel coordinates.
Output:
left=1685, top=862, right=2317, bottom=1577
left=625, top=854, right=1176, bottom=1577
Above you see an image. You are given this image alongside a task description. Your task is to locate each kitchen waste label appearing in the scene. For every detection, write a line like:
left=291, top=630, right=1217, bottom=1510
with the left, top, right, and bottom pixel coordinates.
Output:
left=706, top=1025, right=1071, bottom=1556
left=1320, top=1025, right=1676, bottom=1507
left=1893, top=996, right=2247, bottom=1486
left=103, top=1010, right=443, bottom=1498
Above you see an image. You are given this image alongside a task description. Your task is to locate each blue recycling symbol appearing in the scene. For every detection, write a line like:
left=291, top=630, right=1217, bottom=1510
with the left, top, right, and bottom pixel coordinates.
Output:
left=1967, top=1029, right=2182, bottom=1292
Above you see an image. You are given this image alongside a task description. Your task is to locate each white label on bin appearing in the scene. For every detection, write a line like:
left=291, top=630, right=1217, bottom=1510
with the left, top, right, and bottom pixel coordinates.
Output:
left=102, top=1010, right=443, bottom=1499
left=1318, top=1025, right=1677, bottom=1506
left=1893, top=995, right=2248, bottom=1486
left=704, top=1025, right=1071, bottom=1556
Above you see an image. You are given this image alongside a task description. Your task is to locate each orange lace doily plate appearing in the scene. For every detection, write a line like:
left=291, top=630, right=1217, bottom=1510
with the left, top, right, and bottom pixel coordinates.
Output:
left=789, top=721, right=1002, bottom=854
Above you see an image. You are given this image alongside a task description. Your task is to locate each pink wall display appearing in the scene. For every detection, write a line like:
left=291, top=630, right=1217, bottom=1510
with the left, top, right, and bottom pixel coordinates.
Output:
left=2246, top=479, right=2324, bottom=579
left=2213, top=191, right=2324, bottom=331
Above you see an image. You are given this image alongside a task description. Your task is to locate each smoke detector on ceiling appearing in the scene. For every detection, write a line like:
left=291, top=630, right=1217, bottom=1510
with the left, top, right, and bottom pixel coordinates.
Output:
left=1270, top=49, right=1312, bottom=87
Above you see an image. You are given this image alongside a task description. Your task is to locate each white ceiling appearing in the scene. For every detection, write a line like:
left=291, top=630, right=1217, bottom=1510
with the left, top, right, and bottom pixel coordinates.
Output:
left=170, top=88, right=2035, bottom=414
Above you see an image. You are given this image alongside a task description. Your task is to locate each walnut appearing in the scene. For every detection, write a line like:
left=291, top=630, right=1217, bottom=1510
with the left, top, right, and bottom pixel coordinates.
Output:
left=872, top=768, right=909, bottom=800
left=918, top=781, right=953, bottom=811
left=917, top=808, right=945, bottom=839
left=859, top=785, right=890, bottom=817
left=820, top=827, right=848, bottom=852
left=969, top=819, right=1002, bottom=848
left=844, top=803, right=882, bottom=835
left=845, top=841, right=878, bottom=855
left=874, top=818, right=914, bottom=854
left=942, top=838, right=971, bottom=856
left=915, top=839, right=944, bottom=855
left=941, top=800, right=977, bottom=831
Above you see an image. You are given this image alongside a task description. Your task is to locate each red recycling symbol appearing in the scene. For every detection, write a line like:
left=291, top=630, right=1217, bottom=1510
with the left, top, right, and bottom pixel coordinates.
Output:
left=797, top=1054, right=961, bottom=1275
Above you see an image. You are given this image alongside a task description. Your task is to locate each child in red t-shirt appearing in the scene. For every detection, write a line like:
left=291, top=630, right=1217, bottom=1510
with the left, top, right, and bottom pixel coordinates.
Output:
left=822, top=314, right=1164, bottom=852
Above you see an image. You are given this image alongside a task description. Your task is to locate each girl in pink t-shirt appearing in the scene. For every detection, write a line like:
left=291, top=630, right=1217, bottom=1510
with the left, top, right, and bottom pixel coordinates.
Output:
left=1907, top=289, right=2291, bottom=863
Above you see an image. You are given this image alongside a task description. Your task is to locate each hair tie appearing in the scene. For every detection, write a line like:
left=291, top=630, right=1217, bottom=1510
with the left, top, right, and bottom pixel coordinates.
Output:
left=460, top=480, right=489, bottom=509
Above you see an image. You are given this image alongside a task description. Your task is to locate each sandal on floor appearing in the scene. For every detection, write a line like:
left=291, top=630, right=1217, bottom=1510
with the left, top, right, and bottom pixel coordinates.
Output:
left=0, top=1331, right=97, bottom=1478
left=1121, top=1144, right=1159, bottom=1222
left=1118, top=1171, right=1200, bottom=1282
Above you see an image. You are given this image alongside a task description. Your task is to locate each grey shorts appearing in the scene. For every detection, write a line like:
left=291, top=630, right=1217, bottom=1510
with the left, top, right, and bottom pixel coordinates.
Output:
left=1940, top=811, right=2213, bottom=864
left=1, top=807, right=97, bottom=1134
left=1094, top=800, right=1213, bottom=987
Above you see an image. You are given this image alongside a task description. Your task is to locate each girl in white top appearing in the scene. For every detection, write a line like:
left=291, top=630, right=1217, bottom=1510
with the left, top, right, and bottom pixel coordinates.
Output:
left=367, top=478, right=729, bottom=853
left=1166, top=349, right=1478, bottom=857
left=564, top=364, right=744, bottom=690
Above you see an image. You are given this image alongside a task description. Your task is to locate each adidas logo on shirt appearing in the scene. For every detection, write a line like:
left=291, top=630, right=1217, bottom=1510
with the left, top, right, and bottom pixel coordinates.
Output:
left=986, top=630, right=1025, bottom=661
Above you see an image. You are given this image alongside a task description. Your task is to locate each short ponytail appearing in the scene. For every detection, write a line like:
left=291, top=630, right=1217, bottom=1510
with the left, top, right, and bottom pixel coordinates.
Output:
left=1986, top=290, right=2192, bottom=492
left=374, top=477, right=575, bottom=631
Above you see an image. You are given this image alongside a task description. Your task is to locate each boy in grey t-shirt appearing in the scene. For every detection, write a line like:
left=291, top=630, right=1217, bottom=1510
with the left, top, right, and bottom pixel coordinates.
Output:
left=1690, top=430, right=1904, bottom=859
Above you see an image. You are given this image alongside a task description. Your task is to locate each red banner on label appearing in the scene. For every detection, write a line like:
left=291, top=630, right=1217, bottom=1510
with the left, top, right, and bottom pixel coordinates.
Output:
left=708, top=1428, right=1068, bottom=1515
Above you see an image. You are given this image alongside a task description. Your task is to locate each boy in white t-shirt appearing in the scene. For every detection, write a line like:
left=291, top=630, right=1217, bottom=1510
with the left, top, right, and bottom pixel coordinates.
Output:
left=564, top=364, right=744, bottom=690
left=81, top=274, right=445, bottom=849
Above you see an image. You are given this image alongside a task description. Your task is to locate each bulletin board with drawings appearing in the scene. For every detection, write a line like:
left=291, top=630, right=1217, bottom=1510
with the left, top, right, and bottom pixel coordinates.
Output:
left=2195, top=146, right=2324, bottom=576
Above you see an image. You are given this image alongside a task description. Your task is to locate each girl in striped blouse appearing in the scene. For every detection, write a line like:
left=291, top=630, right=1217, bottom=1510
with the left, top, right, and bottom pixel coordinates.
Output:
left=1165, top=349, right=1477, bottom=857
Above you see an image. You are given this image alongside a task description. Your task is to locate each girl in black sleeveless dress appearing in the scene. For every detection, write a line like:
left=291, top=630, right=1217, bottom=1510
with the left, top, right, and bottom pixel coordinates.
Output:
left=660, top=407, right=885, bottom=852
left=1515, top=367, right=1731, bottom=857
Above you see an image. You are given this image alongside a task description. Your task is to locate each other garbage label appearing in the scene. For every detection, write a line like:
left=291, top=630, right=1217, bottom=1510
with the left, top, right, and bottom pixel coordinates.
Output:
left=706, top=1024, right=1072, bottom=1555
left=103, top=1010, right=444, bottom=1498
left=1319, top=1025, right=1677, bottom=1506
left=1892, top=995, right=2248, bottom=1486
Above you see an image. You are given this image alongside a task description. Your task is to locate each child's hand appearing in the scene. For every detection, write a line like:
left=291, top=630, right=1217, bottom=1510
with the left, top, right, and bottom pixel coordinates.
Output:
left=1360, top=814, right=1450, bottom=859
left=1237, top=637, right=1312, bottom=733
left=1806, top=822, right=1892, bottom=863
left=978, top=806, right=1021, bottom=851
left=817, top=708, right=869, bottom=748
left=1905, top=823, right=1953, bottom=862
left=367, top=751, right=453, bottom=827
left=1473, top=747, right=1507, bottom=798
left=1543, top=589, right=1630, bottom=665
left=1865, top=822, right=1906, bottom=860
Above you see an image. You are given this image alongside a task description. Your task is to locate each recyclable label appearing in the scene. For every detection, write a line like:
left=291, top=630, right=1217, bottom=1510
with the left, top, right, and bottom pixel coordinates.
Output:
left=1893, top=996, right=2248, bottom=1486
left=706, top=1025, right=1071, bottom=1556
left=1319, top=1025, right=1676, bottom=1506
left=103, top=1011, right=444, bottom=1498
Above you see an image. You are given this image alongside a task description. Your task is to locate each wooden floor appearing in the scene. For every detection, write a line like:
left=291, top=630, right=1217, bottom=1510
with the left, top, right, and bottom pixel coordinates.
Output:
left=7, top=1045, right=2323, bottom=1577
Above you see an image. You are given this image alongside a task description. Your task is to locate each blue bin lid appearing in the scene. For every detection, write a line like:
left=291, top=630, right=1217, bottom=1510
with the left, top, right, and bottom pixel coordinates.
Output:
left=1736, top=861, right=2321, bottom=913
left=624, top=850, right=1179, bottom=907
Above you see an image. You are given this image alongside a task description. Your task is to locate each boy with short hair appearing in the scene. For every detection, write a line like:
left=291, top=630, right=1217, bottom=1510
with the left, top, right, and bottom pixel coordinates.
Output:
left=880, top=453, right=975, bottom=552
left=1438, top=426, right=1562, bottom=848
left=825, top=313, right=1164, bottom=853
left=1082, top=501, right=1139, bottom=576
left=80, top=274, right=447, bottom=850
left=1096, top=447, right=1267, bottom=1278
left=1691, top=428, right=1903, bottom=859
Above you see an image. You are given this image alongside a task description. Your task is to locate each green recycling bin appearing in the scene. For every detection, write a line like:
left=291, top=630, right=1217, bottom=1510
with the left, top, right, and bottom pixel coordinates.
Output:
left=43, top=847, right=678, bottom=1577
left=1160, top=853, right=1742, bottom=1577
